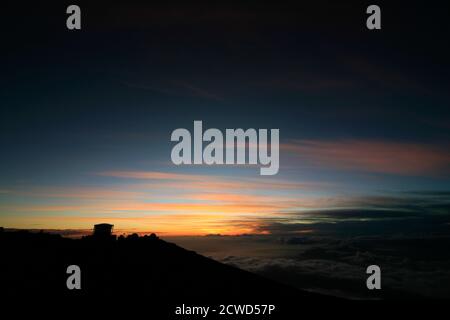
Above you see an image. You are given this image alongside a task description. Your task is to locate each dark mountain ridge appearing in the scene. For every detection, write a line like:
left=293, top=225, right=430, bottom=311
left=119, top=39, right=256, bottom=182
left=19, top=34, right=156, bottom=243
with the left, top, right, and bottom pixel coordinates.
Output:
left=0, top=229, right=329, bottom=300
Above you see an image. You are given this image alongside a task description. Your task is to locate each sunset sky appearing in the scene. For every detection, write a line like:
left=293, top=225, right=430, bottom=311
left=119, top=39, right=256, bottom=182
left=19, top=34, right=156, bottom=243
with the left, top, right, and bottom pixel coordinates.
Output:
left=1, top=1, right=450, bottom=236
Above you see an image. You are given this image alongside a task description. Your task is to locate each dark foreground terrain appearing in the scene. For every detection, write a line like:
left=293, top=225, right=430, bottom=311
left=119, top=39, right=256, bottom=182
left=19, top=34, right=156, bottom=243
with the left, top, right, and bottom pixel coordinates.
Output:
left=0, top=229, right=441, bottom=319
left=0, top=229, right=335, bottom=317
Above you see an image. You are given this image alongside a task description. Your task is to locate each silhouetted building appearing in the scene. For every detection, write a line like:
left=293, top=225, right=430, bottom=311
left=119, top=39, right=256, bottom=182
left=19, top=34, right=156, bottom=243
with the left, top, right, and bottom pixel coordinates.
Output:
left=93, top=223, right=114, bottom=237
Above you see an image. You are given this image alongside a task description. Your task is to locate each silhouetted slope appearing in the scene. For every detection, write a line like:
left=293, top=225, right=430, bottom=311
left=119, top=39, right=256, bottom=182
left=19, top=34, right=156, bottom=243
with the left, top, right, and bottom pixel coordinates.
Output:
left=0, top=230, right=327, bottom=301
left=4, top=230, right=441, bottom=320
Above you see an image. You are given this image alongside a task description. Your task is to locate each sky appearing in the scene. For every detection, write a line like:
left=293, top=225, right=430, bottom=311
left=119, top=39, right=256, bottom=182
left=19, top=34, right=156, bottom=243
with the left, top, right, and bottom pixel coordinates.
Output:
left=1, top=1, right=450, bottom=237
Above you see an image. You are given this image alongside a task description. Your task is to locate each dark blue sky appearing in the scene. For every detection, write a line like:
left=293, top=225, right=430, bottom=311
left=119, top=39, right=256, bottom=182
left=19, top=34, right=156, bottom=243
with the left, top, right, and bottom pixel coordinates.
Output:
left=1, top=1, right=450, bottom=233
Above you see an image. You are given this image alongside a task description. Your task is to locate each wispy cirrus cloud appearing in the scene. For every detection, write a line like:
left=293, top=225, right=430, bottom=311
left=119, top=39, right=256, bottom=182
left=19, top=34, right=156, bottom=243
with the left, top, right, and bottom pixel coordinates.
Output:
left=97, top=170, right=207, bottom=181
left=282, top=139, right=450, bottom=176
left=97, top=170, right=329, bottom=191
left=5, top=166, right=448, bottom=235
left=0, top=170, right=331, bottom=234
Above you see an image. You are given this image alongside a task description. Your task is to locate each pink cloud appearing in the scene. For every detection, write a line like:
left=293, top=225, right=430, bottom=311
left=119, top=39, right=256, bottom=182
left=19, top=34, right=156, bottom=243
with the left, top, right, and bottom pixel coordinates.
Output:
left=97, top=171, right=207, bottom=181
left=282, top=139, right=450, bottom=176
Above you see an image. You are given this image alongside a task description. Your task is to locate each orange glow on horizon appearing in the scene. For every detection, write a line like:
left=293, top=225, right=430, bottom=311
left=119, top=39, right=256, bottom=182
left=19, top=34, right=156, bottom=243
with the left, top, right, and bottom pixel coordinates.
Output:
left=0, top=169, right=336, bottom=236
left=0, top=213, right=268, bottom=236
